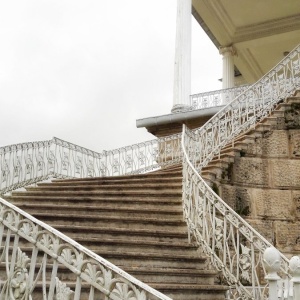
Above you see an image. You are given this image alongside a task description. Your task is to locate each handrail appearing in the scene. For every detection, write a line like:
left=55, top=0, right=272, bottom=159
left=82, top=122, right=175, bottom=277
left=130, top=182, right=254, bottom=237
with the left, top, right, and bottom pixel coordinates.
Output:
left=181, top=42, right=300, bottom=299
left=182, top=125, right=289, bottom=299
left=0, top=42, right=299, bottom=300
left=190, top=85, right=250, bottom=110
left=0, top=196, right=172, bottom=300
left=0, top=133, right=182, bottom=194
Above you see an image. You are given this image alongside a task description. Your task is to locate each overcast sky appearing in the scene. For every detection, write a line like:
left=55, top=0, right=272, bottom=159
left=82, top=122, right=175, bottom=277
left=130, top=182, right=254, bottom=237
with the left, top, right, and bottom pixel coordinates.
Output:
left=0, top=1, right=222, bottom=152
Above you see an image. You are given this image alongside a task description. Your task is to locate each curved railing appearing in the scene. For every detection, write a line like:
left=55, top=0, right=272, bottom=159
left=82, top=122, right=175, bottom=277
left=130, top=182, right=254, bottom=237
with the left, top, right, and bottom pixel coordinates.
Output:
left=1, top=43, right=299, bottom=300
left=0, top=196, right=172, bottom=300
left=190, top=85, right=249, bottom=110
left=0, top=134, right=182, bottom=194
left=182, top=43, right=300, bottom=299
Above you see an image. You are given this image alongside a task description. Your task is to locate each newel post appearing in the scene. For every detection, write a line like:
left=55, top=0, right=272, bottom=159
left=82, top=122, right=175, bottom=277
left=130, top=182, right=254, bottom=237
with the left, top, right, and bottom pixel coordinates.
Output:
left=290, top=255, right=300, bottom=299
left=263, top=247, right=281, bottom=300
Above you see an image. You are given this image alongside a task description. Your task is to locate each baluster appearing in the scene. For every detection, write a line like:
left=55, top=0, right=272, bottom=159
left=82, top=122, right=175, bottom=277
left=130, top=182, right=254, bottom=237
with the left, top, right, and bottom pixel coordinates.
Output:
left=263, top=247, right=281, bottom=300
left=290, top=255, right=300, bottom=300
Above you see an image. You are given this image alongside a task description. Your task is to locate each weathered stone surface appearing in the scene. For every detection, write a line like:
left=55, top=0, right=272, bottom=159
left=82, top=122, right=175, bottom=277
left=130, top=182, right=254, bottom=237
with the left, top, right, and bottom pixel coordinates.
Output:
left=246, top=131, right=289, bottom=157
left=220, top=185, right=251, bottom=216
left=284, top=103, right=300, bottom=129
left=275, top=222, right=300, bottom=252
left=213, top=100, right=300, bottom=256
left=292, top=191, right=300, bottom=219
left=273, top=159, right=300, bottom=188
left=253, top=189, right=292, bottom=219
left=289, top=130, right=300, bottom=157
left=232, top=157, right=269, bottom=186
left=245, top=130, right=289, bottom=157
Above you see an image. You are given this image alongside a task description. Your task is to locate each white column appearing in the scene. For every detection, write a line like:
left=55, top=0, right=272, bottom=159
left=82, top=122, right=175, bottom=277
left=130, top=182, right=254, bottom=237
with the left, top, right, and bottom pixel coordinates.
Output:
left=172, top=0, right=192, bottom=113
left=219, top=46, right=236, bottom=89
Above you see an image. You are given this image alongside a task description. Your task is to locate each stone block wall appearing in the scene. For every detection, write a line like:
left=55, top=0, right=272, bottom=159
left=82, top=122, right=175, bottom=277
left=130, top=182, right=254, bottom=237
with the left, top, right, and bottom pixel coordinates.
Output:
left=215, top=104, right=300, bottom=257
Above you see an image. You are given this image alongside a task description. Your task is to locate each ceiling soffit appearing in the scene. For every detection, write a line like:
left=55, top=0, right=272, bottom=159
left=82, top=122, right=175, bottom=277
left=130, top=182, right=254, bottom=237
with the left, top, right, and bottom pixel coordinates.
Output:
left=192, top=0, right=300, bottom=82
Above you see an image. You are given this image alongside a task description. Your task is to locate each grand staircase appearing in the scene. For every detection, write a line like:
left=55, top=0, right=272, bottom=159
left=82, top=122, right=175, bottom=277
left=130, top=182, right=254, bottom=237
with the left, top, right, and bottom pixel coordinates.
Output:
left=0, top=43, right=299, bottom=300
left=4, top=166, right=228, bottom=300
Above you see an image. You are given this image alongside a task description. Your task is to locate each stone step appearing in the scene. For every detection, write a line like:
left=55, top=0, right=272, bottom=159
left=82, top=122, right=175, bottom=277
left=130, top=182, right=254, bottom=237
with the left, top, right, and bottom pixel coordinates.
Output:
left=26, top=212, right=187, bottom=231
left=152, top=283, right=228, bottom=300
left=6, top=195, right=181, bottom=208
left=38, top=176, right=183, bottom=187
left=7, top=261, right=217, bottom=285
left=8, top=203, right=183, bottom=218
left=4, top=162, right=228, bottom=299
left=62, top=236, right=197, bottom=255
left=52, top=170, right=183, bottom=183
left=0, top=256, right=222, bottom=299
left=254, top=122, right=271, bottom=132
left=11, top=190, right=181, bottom=198
left=285, top=95, right=300, bottom=104
left=25, top=280, right=227, bottom=300
left=98, top=250, right=207, bottom=269
left=26, top=182, right=182, bottom=192
left=53, top=224, right=189, bottom=243
left=123, top=266, right=218, bottom=285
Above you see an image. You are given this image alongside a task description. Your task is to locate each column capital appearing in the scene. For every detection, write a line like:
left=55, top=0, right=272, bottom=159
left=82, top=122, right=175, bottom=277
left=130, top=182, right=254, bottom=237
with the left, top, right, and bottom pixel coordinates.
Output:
left=219, top=45, right=237, bottom=56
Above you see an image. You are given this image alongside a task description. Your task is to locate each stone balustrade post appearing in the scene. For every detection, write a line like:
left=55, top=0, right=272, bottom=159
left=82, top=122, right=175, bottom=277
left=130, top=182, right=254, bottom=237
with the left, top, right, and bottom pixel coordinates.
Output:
left=290, top=256, right=300, bottom=300
left=263, top=247, right=281, bottom=300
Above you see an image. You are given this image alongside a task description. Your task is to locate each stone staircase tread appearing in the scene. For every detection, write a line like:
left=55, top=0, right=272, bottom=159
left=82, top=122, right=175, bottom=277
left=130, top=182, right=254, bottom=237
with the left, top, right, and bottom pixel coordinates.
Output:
left=96, top=250, right=207, bottom=261
left=14, top=203, right=183, bottom=214
left=25, top=184, right=182, bottom=191
left=68, top=237, right=196, bottom=249
left=53, top=225, right=188, bottom=237
left=38, top=177, right=183, bottom=186
left=6, top=195, right=181, bottom=204
left=149, top=283, right=228, bottom=291
left=4, top=158, right=231, bottom=299
left=123, top=267, right=218, bottom=276
left=52, top=171, right=183, bottom=183
left=11, top=190, right=181, bottom=196
left=29, top=212, right=186, bottom=224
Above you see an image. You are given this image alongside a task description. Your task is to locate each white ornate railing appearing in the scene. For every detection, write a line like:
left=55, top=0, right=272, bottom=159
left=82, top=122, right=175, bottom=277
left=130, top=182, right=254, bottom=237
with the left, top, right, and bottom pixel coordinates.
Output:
left=0, top=134, right=181, bottom=195
left=190, top=85, right=249, bottom=110
left=0, top=41, right=299, bottom=300
left=182, top=43, right=300, bottom=299
left=0, top=197, right=171, bottom=300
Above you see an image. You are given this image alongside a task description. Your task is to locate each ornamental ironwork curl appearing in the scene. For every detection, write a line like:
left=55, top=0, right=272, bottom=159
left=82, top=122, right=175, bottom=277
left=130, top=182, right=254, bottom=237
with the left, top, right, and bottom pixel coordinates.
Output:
left=182, top=43, right=300, bottom=299
left=0, top=197, right=171, bottom=300
left=0, top=133, right=182, bottom=194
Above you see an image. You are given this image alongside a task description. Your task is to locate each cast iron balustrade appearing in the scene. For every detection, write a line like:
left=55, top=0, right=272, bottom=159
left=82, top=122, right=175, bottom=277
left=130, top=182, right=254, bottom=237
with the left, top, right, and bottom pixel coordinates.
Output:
left=190, top=85, right=250, bottom=110
left=0, top=134, right=181, bottom=195
left=0, top=42, right=300, bottom=299
left=0, top=197, right=172, bottom=300
left=182, top=43, right=300, bottom=299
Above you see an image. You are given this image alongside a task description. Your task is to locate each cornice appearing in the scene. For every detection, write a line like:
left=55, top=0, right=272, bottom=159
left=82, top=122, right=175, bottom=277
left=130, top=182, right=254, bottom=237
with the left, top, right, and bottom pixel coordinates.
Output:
left=234, top=14, right=300, bottom=44
left=208, top=0, right=236, bottom=36
left=192, top=0, right=233, bottom=44
left=192, top=6, right=220, bottom=48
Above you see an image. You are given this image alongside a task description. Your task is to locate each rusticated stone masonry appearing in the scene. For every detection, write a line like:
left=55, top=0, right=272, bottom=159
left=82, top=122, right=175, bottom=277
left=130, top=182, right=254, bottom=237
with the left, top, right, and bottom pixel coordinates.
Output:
left=211, top=94, right=300, bottom=257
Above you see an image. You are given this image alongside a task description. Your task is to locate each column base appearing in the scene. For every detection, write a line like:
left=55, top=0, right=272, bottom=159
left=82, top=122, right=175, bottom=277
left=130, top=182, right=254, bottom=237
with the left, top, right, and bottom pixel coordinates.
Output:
left=171, top=104, right=192, bottom=113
